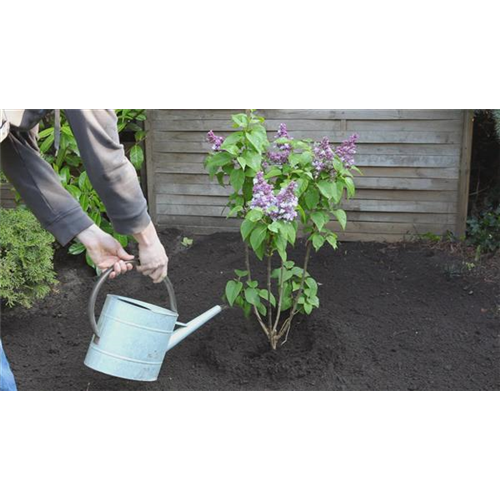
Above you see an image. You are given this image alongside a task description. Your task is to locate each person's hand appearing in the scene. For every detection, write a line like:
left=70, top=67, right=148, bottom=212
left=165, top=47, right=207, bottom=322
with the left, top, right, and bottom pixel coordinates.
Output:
left=76, top=224, right=134, bottom=279
left=134, top=222, right=168, bottom=283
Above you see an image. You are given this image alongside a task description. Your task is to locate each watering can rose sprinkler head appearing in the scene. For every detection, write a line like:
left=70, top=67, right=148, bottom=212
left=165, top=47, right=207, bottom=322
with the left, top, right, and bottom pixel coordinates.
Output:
left=84, top=260, right=224, bottom=382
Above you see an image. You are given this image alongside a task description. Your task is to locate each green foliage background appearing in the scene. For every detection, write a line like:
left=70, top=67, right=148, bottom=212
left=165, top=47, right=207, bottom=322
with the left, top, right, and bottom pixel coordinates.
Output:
left=0, top=207, right=57, bottom=308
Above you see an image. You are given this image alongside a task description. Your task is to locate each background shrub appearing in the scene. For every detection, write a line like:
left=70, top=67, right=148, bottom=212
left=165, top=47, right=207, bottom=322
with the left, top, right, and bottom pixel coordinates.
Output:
left=0, top=207, right=57, bottom=308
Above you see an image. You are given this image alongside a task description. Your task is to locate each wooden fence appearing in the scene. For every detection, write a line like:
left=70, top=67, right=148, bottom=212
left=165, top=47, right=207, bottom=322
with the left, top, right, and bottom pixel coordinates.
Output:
left=146, top=109, right=473, bottom=242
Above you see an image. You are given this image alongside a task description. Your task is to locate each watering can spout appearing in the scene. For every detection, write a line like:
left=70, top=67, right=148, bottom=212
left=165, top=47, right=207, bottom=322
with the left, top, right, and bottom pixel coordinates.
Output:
left=169, top=306, right=223, bottom=350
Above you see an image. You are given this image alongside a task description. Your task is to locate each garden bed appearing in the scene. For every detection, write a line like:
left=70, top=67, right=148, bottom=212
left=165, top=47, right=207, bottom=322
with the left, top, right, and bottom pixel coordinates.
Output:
left=2, top=229, right=499, bottom=390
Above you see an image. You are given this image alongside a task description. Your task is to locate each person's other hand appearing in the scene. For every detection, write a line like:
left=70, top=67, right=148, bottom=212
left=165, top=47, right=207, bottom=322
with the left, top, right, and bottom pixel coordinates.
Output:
left=76, top=224, right=134, bottom=279
left=134, top=222, right=168, bottom=283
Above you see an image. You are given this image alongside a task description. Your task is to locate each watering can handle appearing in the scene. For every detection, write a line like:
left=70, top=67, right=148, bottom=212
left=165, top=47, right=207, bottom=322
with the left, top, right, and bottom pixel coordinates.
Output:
left=88, top=260, right=177, bottom=337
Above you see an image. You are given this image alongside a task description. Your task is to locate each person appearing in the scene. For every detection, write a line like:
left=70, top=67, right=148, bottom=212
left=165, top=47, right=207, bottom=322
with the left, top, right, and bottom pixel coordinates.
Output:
left=0, top=109, right=169, bottom=391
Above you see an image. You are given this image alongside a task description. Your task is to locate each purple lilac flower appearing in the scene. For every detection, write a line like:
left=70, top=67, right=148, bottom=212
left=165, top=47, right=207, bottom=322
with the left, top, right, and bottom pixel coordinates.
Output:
left=313, top=137, right=335, bottom=174
left=275, top=123, right=291, bottom=140
left=250, top=172, right=298, bottom=222
left=272, top=181, right=298, bottom=222
left=267, top=123, right=293, bottom=165
left=206, top=130, right=224, bottom=151
left=335, top=134, right=359, bottom=168
left=268, top=150, right=290, bottom=165
left=250, top=172, right=276, bottom=211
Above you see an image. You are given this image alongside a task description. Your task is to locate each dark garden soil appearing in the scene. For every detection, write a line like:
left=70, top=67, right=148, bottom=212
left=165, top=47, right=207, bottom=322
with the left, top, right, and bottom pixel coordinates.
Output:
left=2, top=229, right=499, bottom=391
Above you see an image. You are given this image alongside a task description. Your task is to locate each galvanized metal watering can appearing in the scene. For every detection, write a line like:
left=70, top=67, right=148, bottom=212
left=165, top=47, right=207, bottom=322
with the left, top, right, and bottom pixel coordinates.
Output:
left=84, top=263, right=222, bottom=382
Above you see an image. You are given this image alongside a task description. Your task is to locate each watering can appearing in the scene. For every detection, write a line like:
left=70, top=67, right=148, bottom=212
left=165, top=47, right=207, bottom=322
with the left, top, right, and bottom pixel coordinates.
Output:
left=84, top=263, right=222, bottom=382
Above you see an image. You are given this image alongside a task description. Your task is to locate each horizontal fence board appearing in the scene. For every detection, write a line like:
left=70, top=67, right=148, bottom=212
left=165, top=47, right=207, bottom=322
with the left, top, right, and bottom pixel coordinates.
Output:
left=156, top=173, right=457, bottom=192
left=0, top=183, right=16, bottom=208
left=151, top=141, right=460, bottom=163
left=157, top=184, right=456, bottom=213
left=156, top=164, right=460, bottom=179
left=152, top=127, right=461, bottom=146
left=157, top=204, right=457, bottom=224
left=157, top=191, right=456, bottom=214
left=147, top=109, right=468, bottom=239
left=153, top=150, right=460, bottom=169
left=151, top=109, right=463, bottom=121
left=156, top=214, right=455, bottom=236
left=157, top=190, right=458, bottom=206
left=153, top=132, right=462, bottom=151
left=152, top=120, right=463, bottom=134
left=157, top=224, right=435, bottom=242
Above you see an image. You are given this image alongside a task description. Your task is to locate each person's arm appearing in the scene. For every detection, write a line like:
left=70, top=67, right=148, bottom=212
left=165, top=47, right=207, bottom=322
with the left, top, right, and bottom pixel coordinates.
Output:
left=66, top=110, right=168, bottom=282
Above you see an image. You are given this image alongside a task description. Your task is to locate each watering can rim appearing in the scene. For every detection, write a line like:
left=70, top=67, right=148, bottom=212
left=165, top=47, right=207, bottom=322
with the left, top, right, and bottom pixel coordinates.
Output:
left=107, top=294, right=178, bottom=318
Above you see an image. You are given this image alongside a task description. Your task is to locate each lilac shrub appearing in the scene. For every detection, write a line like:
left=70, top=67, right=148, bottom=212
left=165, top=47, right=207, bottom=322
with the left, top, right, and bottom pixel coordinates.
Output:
left=204, top=111, right=360, bottom=349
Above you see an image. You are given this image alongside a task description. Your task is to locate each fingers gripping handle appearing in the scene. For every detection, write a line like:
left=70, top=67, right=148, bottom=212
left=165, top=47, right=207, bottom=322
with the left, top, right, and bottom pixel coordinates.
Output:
left=88, top=260, right=177, bottom=338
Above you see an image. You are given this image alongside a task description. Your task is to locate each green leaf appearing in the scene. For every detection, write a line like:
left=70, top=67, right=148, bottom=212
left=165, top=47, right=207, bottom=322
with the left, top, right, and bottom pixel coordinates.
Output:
left=297, top=204, right=307, bottom=224
left=40, top=135, right=54, bottom=153
left=259, top=289, right=277, bottom=307
left=78, top=171, right=91, bottom=191
left=68, top=242, right=86, bottom=255
left=311, top=211, right=329, bottom=231
left=308, top=296, right=320, bottom=308
left=256, top=301, right=267, bottom=316
left=268, top=221, right=280, bottom=233
left=222, top=132, right=244, bottom=148
left=89, top=211, right=102, bottom=227
left=312, top=233, right=325, bottom=251
left=275, top=236, right=287, bottom=262
left=303, top=302, right=313, bottom=315
left=225, top=280, right=243, bottom=307
left=246, top=209, right=263, bottom=222
left=264, top=168, right=282, bottom=178
left=80, top=193, right=90, bottom=212
left=129, top=145, right=144, bottom=169
left=250, top=223, right=267, bottom=252
left=344, top=176, right=356, bottom=198
left=230, top=168, right=245, bottom=191
left=317, top=180, right=336, bottom=200
left=242, top=150, right=262, bottom=171
left=304, top=187, right=320, bottom=209
left=254, top=241, right=266, bottom=260
left=305, top=277, right=318, bottom=295
left=244, top=287, right=260, bottom=306
left=66, top=185, right=81, bottom=200
left=85, top=251, right=96, bottom=269
left=241, top=219, right=256, bottom=241
left=232, top=113, right=249, bottom=129
left=228, top=205, right=243, bottom=217
left=332, top=209, right=347, bottom=230
left=246, top=126, right=268, bottom=154
left=206, top=152, right=233, bottom=169
left=114, top=233, right=128, bottom=246
left=59, top=167, right=70, bottom=184
left=296, top=179, right=309, bottom=197
left=326, top=233, right=338, bottom=250
left=235, top=269, right=249, bottom=278
left=279, top=222, right=296, bottom=245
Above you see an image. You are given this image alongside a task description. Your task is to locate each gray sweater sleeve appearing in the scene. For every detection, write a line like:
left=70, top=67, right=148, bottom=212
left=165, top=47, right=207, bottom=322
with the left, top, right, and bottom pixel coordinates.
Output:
left=0, top=109, right=150, bottom=246
left=65, top=110, right=150, bottom=237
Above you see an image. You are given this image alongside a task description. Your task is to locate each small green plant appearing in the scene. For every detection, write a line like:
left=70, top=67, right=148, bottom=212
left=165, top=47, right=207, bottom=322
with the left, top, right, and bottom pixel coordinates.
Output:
left=419, top=232, right=442, bottom=243
left=204, top=110, right=360, bottom=349
left=181, top=237, right=193, bottom=248
left=0, top=207, right=57, bottom=308
left=37, top=109, right=147, bottom=268
left=467, top=205, right=500, bottom=255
